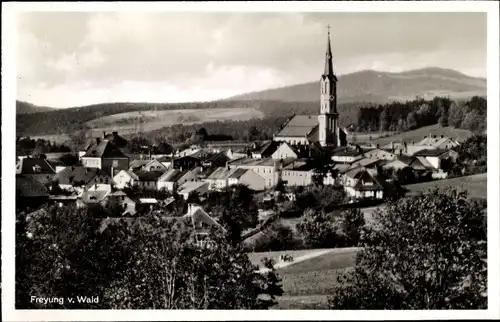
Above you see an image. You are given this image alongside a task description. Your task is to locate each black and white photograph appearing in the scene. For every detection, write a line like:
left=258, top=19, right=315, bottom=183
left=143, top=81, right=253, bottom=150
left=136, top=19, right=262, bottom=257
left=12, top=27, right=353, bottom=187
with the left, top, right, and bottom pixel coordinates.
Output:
left=2, top=1, right=499, bottom=320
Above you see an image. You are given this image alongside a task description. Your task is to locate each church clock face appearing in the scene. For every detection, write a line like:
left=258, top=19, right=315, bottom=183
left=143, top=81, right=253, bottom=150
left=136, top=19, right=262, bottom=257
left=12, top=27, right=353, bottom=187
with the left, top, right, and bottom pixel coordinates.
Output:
left=329, top=94, right=335, bottom=100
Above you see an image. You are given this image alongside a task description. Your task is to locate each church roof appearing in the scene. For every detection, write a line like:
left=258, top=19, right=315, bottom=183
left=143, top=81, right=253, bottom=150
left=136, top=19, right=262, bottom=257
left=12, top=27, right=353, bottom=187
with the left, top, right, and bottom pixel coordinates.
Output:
left=275, top=115, right=319, bottom=138
left=323, top=28, right=335, bottom=78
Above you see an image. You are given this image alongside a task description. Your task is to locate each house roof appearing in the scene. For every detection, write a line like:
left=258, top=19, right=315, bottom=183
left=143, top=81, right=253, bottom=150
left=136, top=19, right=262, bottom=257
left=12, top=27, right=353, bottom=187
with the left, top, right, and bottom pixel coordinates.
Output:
left=204, top=151, right=229, bottom=163
left=415, top=156, right=435, bottom=169
left=178, top=181, right=208, bottom=195
left=135, top=170, right=165, bottom=182
left=228, top=168, right=248, bottom=179
left=207, top=167, right=234, bottom=180
left=275, top=115, right=319, bottom=138
left=331, top=147, right=365, bottom=157
left=80, top=190, right=109, bottom=203
left=413, top=149, right=450, bottom=157
left=183, top=204, right=226, bottom=232
left=16, top=175, right=49, bottom=197
left=82, top=140, right=128, bottom=159
left=254, top=141, right=280, bottom=155
left=129, top=159, right=150, bottom=170
left=416, top=136, right=458, bottom=147
left=55, top=166, right=112, bottom=185
left=16, top=158, right=55, bottom=175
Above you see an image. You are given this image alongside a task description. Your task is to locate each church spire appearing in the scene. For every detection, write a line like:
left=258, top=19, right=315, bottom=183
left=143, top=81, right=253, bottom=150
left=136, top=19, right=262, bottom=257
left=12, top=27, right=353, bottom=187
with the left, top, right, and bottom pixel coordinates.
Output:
left=324, top=25, right=334, bottom=77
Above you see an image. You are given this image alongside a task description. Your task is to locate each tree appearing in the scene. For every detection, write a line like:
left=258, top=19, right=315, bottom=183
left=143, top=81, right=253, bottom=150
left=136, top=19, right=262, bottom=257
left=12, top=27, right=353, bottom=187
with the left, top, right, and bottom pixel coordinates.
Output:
left=406, top=111, right=418, bottom=130
left=212, top=185, right=259, bottom=245
left=16, top=205, right=128, bottom=309
left=461, top=109, right=485, bottom=133
left=339, top=209, right=366, bottom=247
left=328, top=190, right=487, bottom=309
left=248, top=125, right=261, bottom=141
left=102, top=216, right=283, bottom=309
left=438, top=100, right=450, bottom=127
left=296, top=209, right=344, bottom=249
left=448, top=101, right=466, bottom=128
left=379, top=107, right=390, bottom=132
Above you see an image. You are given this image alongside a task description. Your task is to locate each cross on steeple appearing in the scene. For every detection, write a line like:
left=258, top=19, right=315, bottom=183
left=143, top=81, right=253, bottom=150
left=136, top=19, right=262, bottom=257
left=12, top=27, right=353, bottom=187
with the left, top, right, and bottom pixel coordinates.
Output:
left=327, top=24, right=331, bottom=35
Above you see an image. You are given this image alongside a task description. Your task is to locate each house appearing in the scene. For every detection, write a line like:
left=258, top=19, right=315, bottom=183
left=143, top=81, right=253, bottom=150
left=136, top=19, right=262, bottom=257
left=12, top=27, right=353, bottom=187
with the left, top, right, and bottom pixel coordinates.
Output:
left=251, top=141, right=280, bottom=159
left=79, top=188, right=136, bottom=216
left=142, top=159, right=168, bottom=172
left=331, top=146, right=365, bottom=164
left=271, top=142, right=299, bottom=160
left=416, top=135, right=460, bottom=149
left=136, top=198, right=160, bottom=214
left=413, top=149, right=458, bottom=170
left=157, top=167, right=201, bottom=192
left=182, top=204, right=226, bottom=247
left=55, top=166, right=115, bottom=192
left=382, top=155, right=434, bottom=173
left=280, top=159, right=316, bottom=187
left=113, top=170, right=140, bottom=189
left=231, top=169, right=266, bottom=191
left=157, top=155, right=201, bottom=170
left=134, top=170, right=165, bottom=190
left=362, top=148, right=397, bottom=161
left=176, top=145, right=202, bottom=157
left=201, top=152, right=230, bottom=168
left=16, top=174, right=49, bottom=211
left=81, top=139, right=130, bottom=175
left=227, top=157, right=281, bottom=188
left=16, top=157, right=56, bottom=185
left=226, top=148, right=248, bottom=160
left=178, top=181, right=209, bottom=200
left=205, top=167, right=266, bottom=191
left=340, top=167, right=385, bottom=201
left=129, top=160, right=150, bottom=172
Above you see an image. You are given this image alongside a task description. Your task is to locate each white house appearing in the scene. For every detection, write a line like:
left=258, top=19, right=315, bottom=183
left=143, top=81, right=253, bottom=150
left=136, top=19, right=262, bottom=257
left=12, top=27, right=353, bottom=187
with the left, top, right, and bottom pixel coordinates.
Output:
left=271, top=142, right=299, bottom=160
left=113, top=170, right=139, bottom=189
left=413, top=149, right=458, bottom=170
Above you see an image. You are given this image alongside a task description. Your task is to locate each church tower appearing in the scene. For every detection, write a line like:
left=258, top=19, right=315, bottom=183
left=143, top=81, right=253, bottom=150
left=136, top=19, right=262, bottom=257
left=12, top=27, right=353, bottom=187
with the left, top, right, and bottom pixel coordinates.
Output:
left=318, top=26, right=341, bottom=147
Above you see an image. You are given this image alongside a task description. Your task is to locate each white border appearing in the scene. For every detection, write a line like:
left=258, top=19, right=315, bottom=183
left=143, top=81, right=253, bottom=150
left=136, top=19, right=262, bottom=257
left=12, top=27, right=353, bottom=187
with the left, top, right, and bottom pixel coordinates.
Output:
left=2, top=1, right=499, bottom=321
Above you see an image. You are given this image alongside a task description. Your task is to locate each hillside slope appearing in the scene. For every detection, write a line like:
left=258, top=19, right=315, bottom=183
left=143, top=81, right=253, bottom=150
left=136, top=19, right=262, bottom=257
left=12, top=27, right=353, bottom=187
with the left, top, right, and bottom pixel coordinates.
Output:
left=227, top=67, right=486, bottom=103
left=16, top=101, right=54, bottom=114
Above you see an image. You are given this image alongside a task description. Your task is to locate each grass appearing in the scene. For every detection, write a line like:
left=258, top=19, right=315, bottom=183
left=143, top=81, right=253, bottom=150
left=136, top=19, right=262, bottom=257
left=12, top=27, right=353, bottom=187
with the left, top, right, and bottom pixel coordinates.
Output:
left=248, top=249, right=323, bottom=269
left=85, top=107, right=264, bottom=135
left=248, top=248, right=359, bottom=309
left=404, top=173, right=487, bottom=200
left=369, top=124, right=474, bottom=146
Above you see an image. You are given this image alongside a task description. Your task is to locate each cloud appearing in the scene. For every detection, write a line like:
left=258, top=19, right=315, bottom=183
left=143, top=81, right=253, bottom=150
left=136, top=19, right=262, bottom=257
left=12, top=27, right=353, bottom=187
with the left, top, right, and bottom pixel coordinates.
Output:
left=16, top=11, right=487, bottom=107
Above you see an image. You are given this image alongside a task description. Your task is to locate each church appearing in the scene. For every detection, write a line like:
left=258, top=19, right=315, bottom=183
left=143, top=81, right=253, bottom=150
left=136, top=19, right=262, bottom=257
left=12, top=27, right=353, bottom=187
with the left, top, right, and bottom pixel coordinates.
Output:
left=273, top=28, right=347, bottom=148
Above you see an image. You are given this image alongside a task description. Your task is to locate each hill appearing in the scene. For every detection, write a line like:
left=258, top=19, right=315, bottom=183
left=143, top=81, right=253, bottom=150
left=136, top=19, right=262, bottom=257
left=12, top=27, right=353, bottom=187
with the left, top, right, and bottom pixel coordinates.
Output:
left=227, top=67, right=486, bottom=103
left=404, top=173, right=487, bottom=200
left=16, top=101, right=54, bottom=114
left=367, top=124, right=475, bottom=146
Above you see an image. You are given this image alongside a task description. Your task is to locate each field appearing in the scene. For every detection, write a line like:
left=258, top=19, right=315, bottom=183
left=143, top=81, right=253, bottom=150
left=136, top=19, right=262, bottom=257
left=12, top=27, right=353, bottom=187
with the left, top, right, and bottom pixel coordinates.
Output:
left=247, top=248, right=359, bottom=309
left=369, top=124, right=474, bottom=146
left=85, top=107, right=264, bottom=135
left=404, top=173, right=487, bottom=200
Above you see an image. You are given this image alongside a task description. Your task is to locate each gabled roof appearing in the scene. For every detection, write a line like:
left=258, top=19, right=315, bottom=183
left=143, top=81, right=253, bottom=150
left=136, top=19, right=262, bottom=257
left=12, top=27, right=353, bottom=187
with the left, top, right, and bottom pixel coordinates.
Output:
left=82, top=140, right=128, bottom=159
left=275, top=115, right=319, bottom=138
left=254, top=141, right=280, bottom=155
left=55, top=166, right=112, bottom=185
left=80, top=190, right=109, bottom=203
left=134, top=170, right=165, bottom=182
left=207, top=167, right=234, bottom=180
left=228, top=168, right=248, bottom=179
left=416, top=136, right=459, bottom=147
left=183, top=204, right=226, bottom=233
left=415, top=156, right=435, bottom=169
left=413, top=148, right=450, bottom=157
left=178, top=181, right=209, bottom=195
left=158, top=168, right=189, bottom=183
left=16, top=175, right=49, bottom=197
left=16, top=158, right=55, bottom=175
left=331, top=147, right=365, bottom=157
left=115, top=170, right=139, bottom=180
left=129, top=159, right=150, bottom=170
left=203, top=151, right=230, bottom=164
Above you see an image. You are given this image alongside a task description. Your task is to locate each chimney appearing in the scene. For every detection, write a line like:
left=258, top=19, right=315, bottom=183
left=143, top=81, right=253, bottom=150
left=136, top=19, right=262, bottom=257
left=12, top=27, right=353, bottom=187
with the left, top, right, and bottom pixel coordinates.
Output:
left=112, top=131, right=118, bottom=136
left=103, top=131, right=106, bottom=138
left=96, top=138, right=101, bottom=144
left=376, top=144, right=379, bottom=149
left=441, top=135, right=444, bottom=138
left=111, top=166, right=114, bottom=178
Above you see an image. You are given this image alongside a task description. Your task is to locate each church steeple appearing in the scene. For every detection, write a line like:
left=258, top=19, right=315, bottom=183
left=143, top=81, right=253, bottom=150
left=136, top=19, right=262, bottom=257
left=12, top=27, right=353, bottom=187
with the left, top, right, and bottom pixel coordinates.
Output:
left=323, top=25, right=335, bottom=79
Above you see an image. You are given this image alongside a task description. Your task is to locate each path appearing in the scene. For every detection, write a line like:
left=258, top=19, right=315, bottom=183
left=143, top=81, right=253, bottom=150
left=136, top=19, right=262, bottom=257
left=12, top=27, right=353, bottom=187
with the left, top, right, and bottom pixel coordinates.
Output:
left=258, top=247, right=360, bottom=273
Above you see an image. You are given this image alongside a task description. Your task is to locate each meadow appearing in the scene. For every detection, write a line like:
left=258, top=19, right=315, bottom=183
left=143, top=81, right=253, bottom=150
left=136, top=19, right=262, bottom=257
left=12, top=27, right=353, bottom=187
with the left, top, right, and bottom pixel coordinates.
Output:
left=85, top=107, right=264, bottom=135
left=248, top=248, right=359, bottom=309
left=404, top=173, right=487, bottom=200
left=369, top=124, right=474, bottom=146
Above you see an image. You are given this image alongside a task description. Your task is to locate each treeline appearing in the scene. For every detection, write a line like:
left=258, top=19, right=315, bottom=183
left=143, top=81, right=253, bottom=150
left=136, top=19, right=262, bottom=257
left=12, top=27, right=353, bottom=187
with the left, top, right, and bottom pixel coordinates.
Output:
left=355, top=96, right=486, bottom=133
left=16, top=137, right=72, bottom=156
left=138, top=116, right=290, bottom=145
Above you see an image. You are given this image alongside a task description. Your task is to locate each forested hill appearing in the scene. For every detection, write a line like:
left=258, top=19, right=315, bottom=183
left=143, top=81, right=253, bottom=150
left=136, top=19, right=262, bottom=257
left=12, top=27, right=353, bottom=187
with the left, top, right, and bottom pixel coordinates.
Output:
left=226, top=67, right=486, bottom=103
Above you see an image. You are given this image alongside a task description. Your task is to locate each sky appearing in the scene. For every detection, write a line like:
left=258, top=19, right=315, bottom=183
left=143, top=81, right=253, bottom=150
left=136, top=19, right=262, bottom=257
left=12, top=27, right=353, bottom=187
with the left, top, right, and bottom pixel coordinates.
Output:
left=17, top=11, right=486, bottom=108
